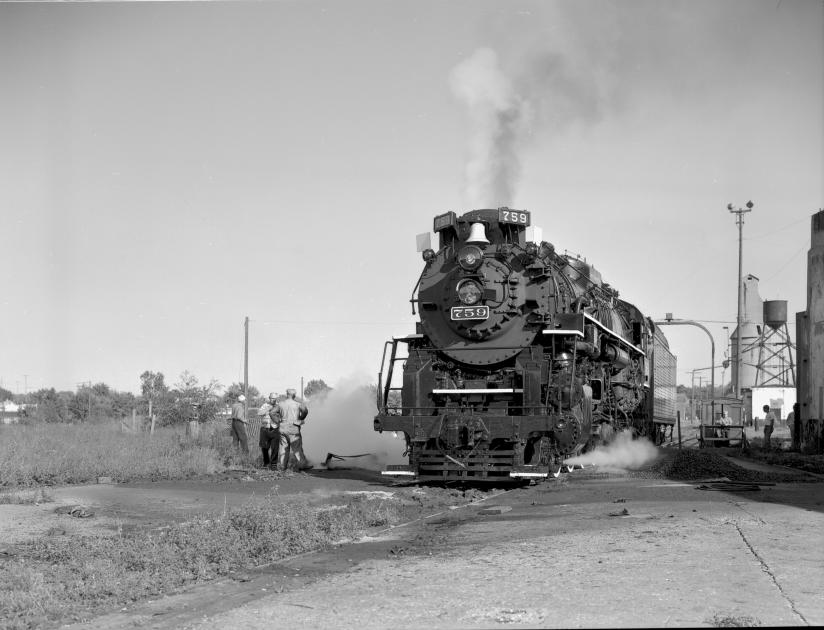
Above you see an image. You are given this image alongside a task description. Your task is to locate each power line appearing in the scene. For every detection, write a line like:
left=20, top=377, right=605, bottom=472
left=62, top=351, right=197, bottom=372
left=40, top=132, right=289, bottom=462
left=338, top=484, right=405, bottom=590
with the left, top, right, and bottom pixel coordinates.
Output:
left=761, top=240, right=810, bottom=283
left=251, top=319, right=413, bottom=325
left=744, top=215, right=809, bottom=241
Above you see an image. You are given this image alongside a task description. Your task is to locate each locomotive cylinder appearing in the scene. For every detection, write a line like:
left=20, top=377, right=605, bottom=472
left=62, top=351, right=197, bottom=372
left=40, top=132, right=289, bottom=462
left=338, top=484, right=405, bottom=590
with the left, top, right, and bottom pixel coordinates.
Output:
left=571, top=340, right=599, bottom=359
left=600, top=344, right=631, bottom=369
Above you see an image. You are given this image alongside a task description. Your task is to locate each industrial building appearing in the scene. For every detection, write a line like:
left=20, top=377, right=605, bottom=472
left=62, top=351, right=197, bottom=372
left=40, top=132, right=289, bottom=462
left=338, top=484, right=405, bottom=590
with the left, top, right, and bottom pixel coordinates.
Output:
left=729, top=276, right=797, bottom=428
left=796, top=209, right=824, bottom=452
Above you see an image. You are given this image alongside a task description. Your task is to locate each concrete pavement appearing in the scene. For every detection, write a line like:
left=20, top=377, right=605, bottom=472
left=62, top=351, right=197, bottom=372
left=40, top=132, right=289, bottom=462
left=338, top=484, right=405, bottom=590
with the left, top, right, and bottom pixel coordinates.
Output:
left=87, top=468, right=823, bottom=629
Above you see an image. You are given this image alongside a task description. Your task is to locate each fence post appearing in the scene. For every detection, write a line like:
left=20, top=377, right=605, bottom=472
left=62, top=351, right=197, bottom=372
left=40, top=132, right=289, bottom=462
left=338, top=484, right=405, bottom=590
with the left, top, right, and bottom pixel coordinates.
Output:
left=187, top=420, right=200, bottom=438
left=132, top=408, right=137, bottom=432
left=677, top=410, right=682, bottom=449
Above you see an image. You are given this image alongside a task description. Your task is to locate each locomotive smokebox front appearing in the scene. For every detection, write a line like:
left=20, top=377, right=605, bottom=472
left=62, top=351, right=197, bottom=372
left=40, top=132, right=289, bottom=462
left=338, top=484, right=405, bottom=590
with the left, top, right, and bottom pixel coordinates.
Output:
left=417, top=211, right=551, bottom=367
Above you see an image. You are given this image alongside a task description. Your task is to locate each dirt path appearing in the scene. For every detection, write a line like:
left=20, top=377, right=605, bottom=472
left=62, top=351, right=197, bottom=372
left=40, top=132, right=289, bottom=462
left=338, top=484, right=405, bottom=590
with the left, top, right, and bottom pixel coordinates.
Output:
left=66, top=467, right=824, bottom=629
left=0, top=467, right=397, bottom=545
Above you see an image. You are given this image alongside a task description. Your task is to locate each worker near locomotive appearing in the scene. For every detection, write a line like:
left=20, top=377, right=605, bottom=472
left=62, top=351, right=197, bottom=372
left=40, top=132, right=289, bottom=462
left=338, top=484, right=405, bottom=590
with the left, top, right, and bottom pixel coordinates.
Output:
left=375, top=208, right=677, bottom=482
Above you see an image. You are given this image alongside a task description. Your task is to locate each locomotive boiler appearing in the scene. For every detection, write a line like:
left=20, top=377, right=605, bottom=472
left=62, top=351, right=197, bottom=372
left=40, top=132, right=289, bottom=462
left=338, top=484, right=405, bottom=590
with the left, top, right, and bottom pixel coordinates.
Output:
left=374, top=208, right=676, bottom=481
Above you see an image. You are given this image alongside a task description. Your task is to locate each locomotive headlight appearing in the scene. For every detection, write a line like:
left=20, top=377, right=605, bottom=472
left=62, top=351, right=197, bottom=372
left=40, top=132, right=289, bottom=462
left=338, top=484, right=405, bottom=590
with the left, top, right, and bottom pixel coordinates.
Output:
left=457, top=245, right=484, bottom=271
left=457, top=279, right=483, bottom=305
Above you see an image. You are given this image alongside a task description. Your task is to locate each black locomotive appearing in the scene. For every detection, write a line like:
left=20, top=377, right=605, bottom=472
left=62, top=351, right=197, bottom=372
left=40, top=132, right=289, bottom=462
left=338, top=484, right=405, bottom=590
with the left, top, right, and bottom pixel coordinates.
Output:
left=374, top=208, right=676, bottom=481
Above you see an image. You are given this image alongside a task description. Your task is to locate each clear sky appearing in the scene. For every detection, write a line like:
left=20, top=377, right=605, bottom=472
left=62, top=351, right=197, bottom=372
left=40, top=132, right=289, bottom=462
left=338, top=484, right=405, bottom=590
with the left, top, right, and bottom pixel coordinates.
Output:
left=1, top=0, right=821, bottom=396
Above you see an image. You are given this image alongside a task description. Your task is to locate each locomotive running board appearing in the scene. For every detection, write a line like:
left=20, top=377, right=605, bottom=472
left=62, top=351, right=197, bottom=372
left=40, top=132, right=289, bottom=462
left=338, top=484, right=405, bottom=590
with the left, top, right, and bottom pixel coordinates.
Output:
left=509, top=466, right=550, bottom=479
left=381, top=465, right=417, bottom=477
left=432, top=388, right=523, bottom=394
left=582, top=312, right=645, bottom=356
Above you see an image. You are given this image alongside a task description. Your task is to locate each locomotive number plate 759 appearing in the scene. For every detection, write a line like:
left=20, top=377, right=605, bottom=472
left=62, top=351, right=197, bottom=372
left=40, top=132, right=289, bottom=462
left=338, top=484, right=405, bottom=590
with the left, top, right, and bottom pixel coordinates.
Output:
left=498, top=209, right=530, bottom=226
left=451, top=306, right=490, bottom=321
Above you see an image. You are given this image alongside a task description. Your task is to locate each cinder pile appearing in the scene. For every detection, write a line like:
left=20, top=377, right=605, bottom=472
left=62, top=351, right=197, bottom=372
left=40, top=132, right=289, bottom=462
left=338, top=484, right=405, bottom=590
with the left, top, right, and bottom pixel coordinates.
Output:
left=632, top=449, right=805, bottom=483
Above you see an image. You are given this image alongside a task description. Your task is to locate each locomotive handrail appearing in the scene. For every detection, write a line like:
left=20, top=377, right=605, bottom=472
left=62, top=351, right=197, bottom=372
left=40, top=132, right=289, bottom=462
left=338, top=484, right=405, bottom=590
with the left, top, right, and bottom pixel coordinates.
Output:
left=377, top=405, right=548, bottom=414
left=427, top=344, right=537, bottom=352
left=432, top=388, right=524, bottom=394
left=409, top=266, right=429, bottom=315
left=542, top=329, right=585, bottom=338
left=378, top=338, right=412, bottom=413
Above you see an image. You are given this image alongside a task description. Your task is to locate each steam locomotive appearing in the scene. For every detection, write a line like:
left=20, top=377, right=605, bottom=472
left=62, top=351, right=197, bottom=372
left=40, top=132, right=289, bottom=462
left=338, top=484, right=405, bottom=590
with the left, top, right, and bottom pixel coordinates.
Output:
left=374, top=208, right=677, bottom=481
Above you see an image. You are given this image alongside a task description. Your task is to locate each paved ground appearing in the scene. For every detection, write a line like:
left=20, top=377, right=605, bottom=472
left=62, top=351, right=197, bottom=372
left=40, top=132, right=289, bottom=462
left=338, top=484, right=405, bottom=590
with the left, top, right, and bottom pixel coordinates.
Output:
left=68, top=459, right=824, bottom=629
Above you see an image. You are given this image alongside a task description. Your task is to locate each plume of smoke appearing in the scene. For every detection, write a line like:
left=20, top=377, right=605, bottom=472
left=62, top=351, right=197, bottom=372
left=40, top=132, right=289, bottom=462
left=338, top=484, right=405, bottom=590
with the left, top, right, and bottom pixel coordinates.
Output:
left=450, top=48, right=532, bottom=208
left=564, top=430, right=659, bottom=470
left=300, top=374, right=407, bottom=470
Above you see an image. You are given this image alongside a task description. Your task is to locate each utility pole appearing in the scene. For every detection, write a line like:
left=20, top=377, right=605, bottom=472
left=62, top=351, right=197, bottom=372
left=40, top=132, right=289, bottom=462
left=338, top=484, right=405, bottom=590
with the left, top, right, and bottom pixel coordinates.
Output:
left=728, top=201, right=753, bottom=397
left=721, top=326, right=729, bottom=392
left=690, top=370, right=697, bottom=422
left=244, top=316, right=249, bottom=418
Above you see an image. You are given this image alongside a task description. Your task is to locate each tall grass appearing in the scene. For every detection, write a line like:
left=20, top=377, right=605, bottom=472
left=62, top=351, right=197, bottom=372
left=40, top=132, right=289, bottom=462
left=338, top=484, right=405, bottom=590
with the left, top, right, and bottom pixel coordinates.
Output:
left=0, top=421, right=240, bottom=487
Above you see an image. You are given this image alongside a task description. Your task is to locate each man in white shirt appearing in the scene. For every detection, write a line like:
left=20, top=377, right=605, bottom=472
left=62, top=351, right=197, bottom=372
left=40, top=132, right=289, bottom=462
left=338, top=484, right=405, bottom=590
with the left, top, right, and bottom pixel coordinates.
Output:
left=762, top=404, right=776, bottom=450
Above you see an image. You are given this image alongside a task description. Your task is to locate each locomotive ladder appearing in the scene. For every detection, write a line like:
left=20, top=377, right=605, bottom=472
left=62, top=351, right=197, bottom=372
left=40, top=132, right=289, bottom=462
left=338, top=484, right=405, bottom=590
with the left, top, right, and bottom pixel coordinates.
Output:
left=378, top=336, right=416, bottom=413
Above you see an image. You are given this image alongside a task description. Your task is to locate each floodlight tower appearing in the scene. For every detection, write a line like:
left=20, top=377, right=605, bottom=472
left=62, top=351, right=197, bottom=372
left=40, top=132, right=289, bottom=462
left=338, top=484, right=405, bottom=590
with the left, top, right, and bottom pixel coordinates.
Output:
left=728, top=200, right=753, bottom=397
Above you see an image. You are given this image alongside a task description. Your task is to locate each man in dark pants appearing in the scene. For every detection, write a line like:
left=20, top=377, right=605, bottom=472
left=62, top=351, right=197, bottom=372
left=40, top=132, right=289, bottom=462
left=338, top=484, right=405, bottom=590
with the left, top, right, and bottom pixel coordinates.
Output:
left=275, top=388, right=311, bottom=471
left=792, top=401, right=801, bottom=450
left=257, top=392, right=280, bottom=467
left=762, top=404, right=776, bottom=450
left=230, top=394, right=249, bottom=454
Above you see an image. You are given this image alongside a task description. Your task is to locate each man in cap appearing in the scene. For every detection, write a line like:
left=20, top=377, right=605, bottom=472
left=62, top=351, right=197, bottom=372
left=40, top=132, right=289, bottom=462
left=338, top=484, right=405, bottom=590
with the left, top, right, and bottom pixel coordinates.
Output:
left=274, top=388, right=311, bottom=471
left=257, top=392, right=280, bottom=467
left=229, top=394, right=249, bottom=454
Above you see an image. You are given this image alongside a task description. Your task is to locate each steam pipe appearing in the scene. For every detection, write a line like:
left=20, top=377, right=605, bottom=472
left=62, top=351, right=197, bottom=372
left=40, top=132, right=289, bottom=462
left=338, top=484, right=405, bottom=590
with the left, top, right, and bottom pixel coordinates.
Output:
left=653, top=318, right=715, bottom=423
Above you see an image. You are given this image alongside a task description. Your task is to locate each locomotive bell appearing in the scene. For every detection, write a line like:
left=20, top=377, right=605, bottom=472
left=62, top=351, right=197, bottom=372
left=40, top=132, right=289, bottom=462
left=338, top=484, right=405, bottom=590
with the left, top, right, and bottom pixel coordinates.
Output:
left=467, top=222, right=490, bottom=244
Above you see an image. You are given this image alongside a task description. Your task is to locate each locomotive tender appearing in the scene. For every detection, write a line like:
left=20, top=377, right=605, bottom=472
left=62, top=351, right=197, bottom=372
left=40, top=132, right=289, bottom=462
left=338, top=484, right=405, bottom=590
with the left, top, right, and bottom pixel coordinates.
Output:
left=375, top=208, right=677, bottom=481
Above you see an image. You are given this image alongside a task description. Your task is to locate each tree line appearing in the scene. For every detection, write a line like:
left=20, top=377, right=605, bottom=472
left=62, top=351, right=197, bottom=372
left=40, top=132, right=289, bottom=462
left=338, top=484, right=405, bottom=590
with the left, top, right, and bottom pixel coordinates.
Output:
left=3, top=373, right=335, bottom=426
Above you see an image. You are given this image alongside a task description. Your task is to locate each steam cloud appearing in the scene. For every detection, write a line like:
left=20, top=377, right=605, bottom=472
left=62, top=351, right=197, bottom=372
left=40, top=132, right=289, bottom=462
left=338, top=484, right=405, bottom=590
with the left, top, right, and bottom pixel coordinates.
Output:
left=450, top=48, right=531, bottom=208
left=564, top=430, right=659, bottom=470
left=300, top=375, right=407, bottom=470
left=449, top=45, right=612, bottom=209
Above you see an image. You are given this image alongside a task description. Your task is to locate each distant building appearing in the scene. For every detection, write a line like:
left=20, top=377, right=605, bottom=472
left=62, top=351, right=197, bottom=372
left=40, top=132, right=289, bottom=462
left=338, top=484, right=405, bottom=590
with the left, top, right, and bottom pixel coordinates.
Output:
left=747, top=386, right=796, bottom=424
left=0, top=399, right=21, bottom=425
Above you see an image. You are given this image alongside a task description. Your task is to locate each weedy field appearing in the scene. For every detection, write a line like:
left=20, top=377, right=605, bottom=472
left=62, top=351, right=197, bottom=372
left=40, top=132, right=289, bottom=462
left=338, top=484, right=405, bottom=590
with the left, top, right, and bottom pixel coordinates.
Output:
left=0, top=491, right=410, bottom=630
left=0, top=420, right=247, bottom=488
left=0, top=421, right=483, bottom=630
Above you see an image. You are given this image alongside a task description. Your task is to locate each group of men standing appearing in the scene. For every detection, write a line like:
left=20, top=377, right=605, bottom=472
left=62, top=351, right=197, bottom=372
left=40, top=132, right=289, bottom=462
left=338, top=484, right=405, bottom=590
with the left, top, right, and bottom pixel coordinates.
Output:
left=228, top=389, right=311, bottom=472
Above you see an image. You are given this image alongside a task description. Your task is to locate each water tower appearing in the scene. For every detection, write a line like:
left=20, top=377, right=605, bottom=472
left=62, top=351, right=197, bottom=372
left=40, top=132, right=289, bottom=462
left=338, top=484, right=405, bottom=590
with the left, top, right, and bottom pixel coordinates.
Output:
left=751, top=300, right=796, bottom=386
